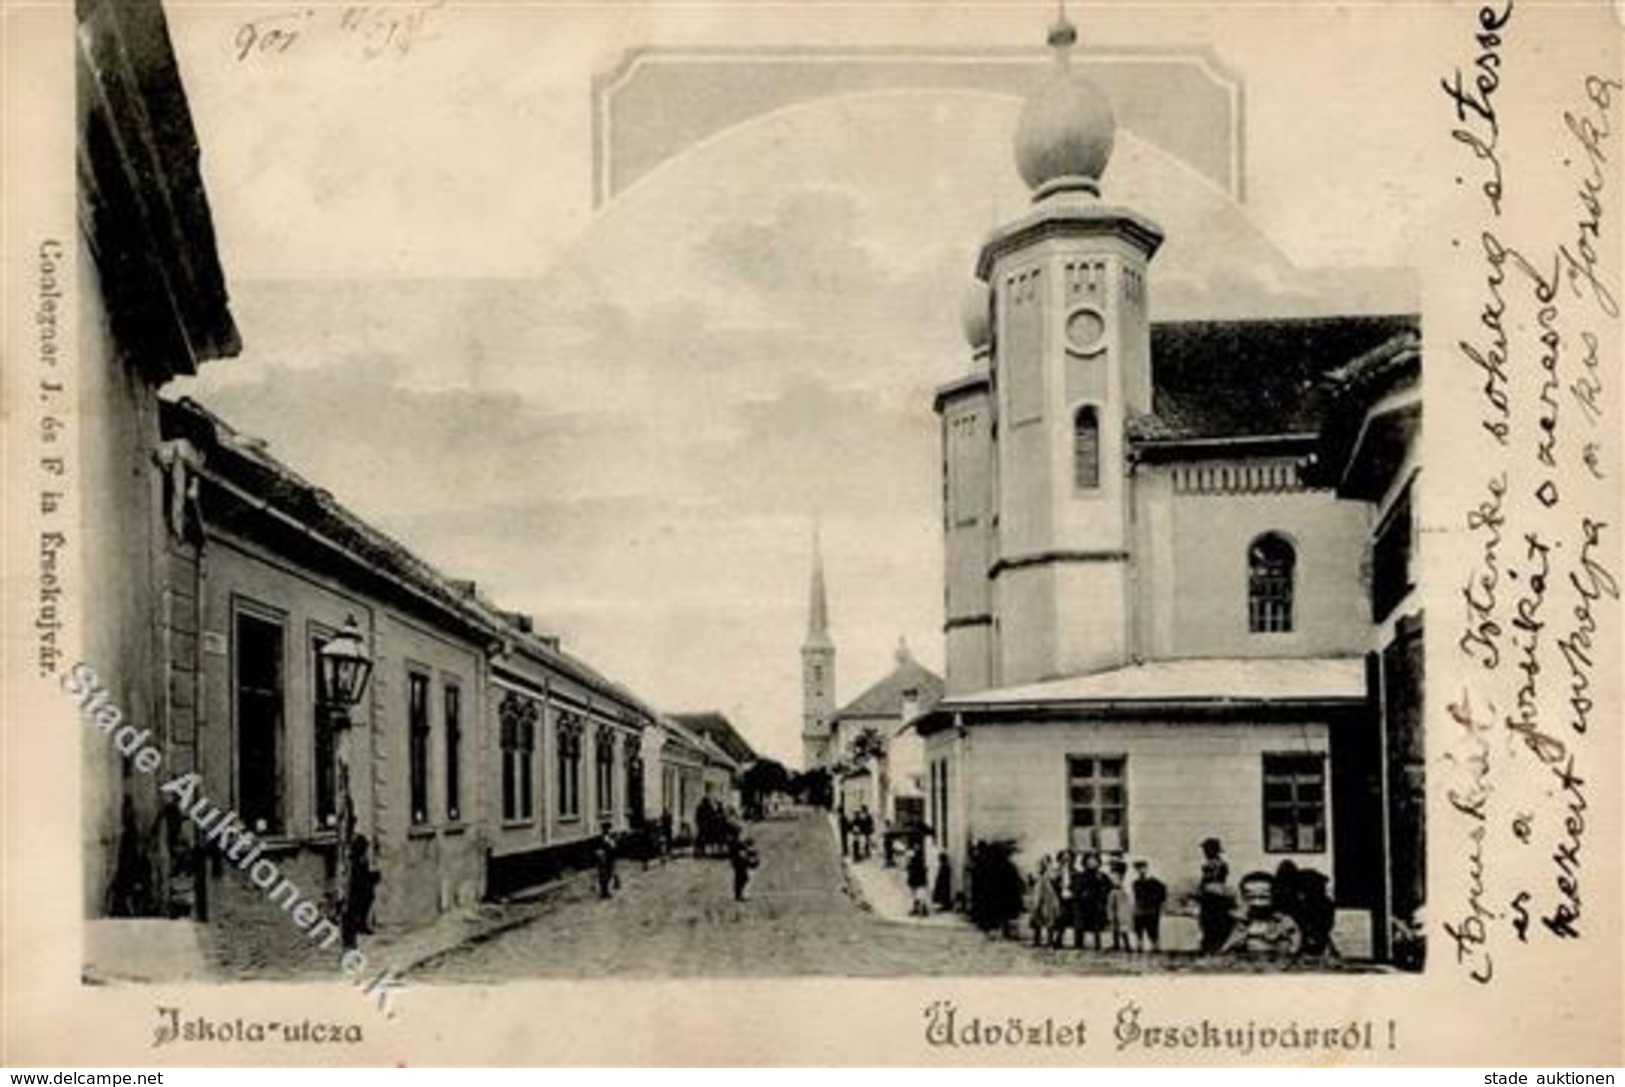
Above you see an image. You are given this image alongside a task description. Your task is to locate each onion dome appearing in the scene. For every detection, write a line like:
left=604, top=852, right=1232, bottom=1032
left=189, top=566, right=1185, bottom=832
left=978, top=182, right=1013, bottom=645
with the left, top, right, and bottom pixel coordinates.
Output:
left=960, top=280, right=991, bottom=349
left=1013, top=10, right=1116, bottom=198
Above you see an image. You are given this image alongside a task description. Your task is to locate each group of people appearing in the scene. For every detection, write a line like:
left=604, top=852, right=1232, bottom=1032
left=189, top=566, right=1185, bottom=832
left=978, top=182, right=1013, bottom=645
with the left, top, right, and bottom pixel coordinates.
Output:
left=967, top=836, right=1335, bottom=960
left=591, top=801, right=764, bottom=904
left=837, top=806, right=876, bottom=861
left=1025, top=851, right=1167, bottom=952
left=693, top=796, right=743, bottom=857
left=904, top=840, right=954, bottom=917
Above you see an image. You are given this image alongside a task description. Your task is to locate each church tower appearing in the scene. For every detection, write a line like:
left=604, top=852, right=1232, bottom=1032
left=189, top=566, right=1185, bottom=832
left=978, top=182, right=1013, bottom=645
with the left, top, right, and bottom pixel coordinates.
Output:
left=964, top=10, right=1163, bottom=688
left=800, top=525, right=837, bottom=768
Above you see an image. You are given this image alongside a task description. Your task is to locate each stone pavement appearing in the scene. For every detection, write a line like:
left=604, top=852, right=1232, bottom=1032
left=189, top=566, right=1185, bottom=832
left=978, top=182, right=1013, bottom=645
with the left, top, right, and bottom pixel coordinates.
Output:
left=834, top=820, right=964, bottom=930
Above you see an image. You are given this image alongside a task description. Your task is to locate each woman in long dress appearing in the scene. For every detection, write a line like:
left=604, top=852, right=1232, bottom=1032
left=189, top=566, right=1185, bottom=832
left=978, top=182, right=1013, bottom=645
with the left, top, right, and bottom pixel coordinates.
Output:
left=1029, top=856, right=1063, bottom=947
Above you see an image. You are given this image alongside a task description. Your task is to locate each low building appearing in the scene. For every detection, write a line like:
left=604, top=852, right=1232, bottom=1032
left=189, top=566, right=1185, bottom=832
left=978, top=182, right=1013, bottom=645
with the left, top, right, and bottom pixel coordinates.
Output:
left=825, top=640, right=943, bottom=827
left=157, top=399, right=663, bottom=958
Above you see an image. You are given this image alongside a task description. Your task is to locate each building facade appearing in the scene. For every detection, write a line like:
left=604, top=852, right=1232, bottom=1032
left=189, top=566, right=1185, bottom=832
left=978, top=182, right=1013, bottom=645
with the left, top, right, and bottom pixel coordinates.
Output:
left=918, top=14, right=1422, bottom=961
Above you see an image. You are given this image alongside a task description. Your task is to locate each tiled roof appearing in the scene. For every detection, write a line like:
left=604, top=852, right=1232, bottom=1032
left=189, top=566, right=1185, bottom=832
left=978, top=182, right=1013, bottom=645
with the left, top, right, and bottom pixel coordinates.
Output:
left=161, top=396, right=656, bottom=719
left=669, top=712, right=757, bottom=766
left=1137, top=315, right=1420, bottom=442
left=832, top=657, right=945, bottom=723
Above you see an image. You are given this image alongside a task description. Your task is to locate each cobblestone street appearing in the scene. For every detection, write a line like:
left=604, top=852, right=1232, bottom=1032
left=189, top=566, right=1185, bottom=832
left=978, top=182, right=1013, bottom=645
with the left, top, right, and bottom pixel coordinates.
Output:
left=411, top=810, right=1379, bottom=979
left=413, top=809, right=1042, bottom=979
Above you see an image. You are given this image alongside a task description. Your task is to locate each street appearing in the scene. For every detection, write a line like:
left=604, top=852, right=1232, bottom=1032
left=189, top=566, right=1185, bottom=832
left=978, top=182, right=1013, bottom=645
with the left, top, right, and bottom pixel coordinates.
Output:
left=412, top=809, right=1380, bottom=979
left=413, top=809, right=1065, bottom=978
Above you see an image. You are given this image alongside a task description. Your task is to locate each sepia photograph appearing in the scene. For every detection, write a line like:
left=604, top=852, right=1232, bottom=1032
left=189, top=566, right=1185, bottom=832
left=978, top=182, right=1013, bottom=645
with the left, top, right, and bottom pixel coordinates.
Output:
left=3, top=0, right=1620, bottom=1068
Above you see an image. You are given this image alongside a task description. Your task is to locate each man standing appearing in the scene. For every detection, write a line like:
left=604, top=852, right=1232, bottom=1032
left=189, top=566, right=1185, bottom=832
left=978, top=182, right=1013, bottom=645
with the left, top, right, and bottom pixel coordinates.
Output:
left=595, top=821, right=618, bottom=900
left=1130, top=859, right=1167, bottom=952
left=729, top=833, right=760, bottom=902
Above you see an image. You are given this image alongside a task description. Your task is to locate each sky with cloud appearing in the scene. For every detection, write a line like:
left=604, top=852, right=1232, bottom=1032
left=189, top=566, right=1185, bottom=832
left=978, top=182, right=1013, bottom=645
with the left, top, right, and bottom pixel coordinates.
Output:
left=167, top=4, right=1425, bottom=764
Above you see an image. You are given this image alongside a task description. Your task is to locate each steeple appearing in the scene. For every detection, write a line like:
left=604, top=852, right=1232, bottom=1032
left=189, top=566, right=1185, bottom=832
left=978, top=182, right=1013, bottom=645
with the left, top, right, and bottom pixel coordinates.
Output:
left=801, top=520, right=837, bottom=767
left=806, top=521, right=832, bottom=650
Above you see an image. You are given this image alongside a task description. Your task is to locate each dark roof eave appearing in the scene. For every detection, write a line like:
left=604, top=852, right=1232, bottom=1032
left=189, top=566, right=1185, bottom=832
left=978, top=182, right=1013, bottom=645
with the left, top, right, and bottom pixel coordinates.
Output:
left=915, top=695, right=1366, bottom=734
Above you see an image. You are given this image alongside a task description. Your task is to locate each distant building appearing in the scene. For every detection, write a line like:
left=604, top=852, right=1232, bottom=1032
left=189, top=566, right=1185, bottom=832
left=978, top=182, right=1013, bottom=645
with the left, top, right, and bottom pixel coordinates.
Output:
left=826, top=640, right=943, bottom=826
left=916, top=13, right=1422, bottom=961
left=799, top=529, right=836, bottom=769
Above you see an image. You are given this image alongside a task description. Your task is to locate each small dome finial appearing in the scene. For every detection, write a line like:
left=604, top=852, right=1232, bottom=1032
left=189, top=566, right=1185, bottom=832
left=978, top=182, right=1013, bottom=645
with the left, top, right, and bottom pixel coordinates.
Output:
left=1013, top=3, right=1115, bottom=199
left=1048, top=2, right=1078, bottom=54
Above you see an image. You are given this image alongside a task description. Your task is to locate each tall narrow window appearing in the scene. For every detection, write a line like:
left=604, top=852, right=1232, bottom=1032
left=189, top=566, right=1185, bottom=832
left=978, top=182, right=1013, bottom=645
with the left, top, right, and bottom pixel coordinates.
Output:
left=444, top=683, right=462, bottom=822
left=596, top=727, right=617, bottom=819
left=557, top=714, right=583, bottom=820
left=1248, top=533, right=1296, bottom=633
left=1073, top=406, right=1100, bottom=490
left=311, top=634, right=337, bottom=831
left=499, top=694, right=537, bottom=821
left=1263, top=753, right=1327, bottom=852
left=236, top=610, right=285, bottom=835
left=408, top=671, right=430, bottom=825
left=1067, top=755, right=1127, bottom=852
left=625, top=736, right=645, bottom=825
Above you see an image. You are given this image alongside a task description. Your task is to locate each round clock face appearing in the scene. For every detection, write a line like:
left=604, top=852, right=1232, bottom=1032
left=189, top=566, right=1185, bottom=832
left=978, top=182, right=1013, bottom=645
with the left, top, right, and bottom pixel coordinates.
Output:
left=1065, top=307, right=1106, bottom=354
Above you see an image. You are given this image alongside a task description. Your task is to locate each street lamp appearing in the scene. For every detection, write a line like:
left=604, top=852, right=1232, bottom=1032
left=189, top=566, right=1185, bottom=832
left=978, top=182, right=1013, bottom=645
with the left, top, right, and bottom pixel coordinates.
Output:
left=317, top=615, right=374, bottom=949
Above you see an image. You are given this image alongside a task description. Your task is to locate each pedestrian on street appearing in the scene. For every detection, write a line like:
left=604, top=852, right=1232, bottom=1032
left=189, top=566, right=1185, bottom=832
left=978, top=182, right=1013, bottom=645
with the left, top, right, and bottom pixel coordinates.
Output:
left=932, top=849, right=953, bottom=912
left=341, top=834, right=380, bottom=950
left=1197, top=836, right=1235, bottom=954
left=839, top=809, right=852, bottom=859
left=595, top=821, right=618, bottom=900
left=728, top=833, right=760, bottom=901
left=1029, top=855, right=1063, bottom=947
left=1073, top=851, right=1110, bottom=951
left=659, top=808, right=674, bottom=861
left=1106, top=859, right=1132, bottom=951
left=1130, top=858, right=1167, bottom=952
left=906, top=842, right=930, bottom=916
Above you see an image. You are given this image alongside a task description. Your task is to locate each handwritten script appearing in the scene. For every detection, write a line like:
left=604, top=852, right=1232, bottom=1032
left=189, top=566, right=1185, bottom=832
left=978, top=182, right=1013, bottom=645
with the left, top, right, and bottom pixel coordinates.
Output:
left=233, top=3, right=445, bottom=64
left=1442, top=0, right=1620, bottom=986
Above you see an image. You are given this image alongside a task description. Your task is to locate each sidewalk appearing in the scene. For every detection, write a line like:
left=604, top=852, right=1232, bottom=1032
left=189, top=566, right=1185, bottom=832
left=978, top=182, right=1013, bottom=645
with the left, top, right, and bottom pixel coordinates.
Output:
left=829, top=815, right=964, bottom=929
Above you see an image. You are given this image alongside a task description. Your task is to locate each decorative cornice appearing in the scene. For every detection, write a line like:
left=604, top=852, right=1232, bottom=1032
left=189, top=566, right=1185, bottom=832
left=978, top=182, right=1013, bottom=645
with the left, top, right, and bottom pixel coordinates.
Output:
left=977, top=204, right=1164, bottom=280
left=990, top=549, right=1129, bottom=578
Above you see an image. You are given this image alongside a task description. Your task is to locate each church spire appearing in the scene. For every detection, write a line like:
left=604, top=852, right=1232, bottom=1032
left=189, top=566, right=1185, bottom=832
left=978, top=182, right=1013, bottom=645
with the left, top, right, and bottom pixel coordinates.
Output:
left=805, top=520, right=832, bottom=649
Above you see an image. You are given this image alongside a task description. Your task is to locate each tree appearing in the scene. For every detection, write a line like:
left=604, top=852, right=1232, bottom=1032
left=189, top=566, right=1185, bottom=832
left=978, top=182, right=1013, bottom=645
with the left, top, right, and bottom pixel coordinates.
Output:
left=740, top=758, right=793, bottom=818
left=850, top=725, right=887, bottom=764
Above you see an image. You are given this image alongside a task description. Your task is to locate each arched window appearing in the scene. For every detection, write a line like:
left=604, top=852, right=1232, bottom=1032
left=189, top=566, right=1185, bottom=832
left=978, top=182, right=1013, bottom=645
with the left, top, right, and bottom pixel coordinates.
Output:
left=1073, top=406, right=1100, bottom=490
left=1248, top=533, right=1296, bottom=633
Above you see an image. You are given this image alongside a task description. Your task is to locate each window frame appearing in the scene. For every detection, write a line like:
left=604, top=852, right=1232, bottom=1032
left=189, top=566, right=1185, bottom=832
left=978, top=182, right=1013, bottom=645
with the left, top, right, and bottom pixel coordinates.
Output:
left=1261, top=751, right=1328, bottom=854
left=1072, top=404, right=1101, bottom=491
left=407, top=668, right=432, bottom=827
left=443, top=679, right=463, bottom=824
left=498, top=692, right=537, bottom=823
left=1247, top=532, right=1297, bottom=634
left=233, top=602, right=287, bottom=837
left=556, top=712, right=584, bottom=822
left=1066, top=754, right=1128, bottom=853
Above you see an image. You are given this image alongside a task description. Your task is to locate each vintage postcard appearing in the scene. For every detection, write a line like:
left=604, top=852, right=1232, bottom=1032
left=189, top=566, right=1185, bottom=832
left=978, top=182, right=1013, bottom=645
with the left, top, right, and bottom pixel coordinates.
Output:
left=1, top=0, right=1621, bottom=1068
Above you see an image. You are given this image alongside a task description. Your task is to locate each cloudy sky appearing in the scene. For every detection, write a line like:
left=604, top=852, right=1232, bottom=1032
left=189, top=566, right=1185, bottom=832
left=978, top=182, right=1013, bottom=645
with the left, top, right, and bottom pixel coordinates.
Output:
left=165, top=2, right=1429, bottom=765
